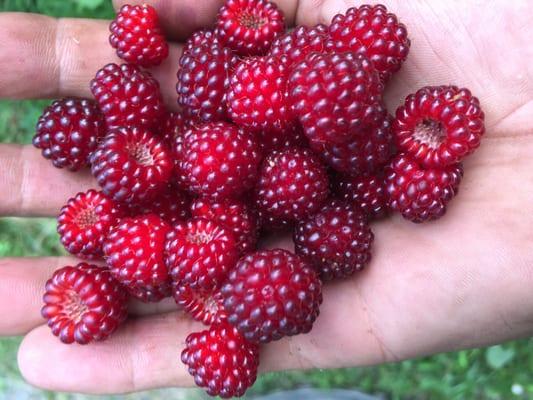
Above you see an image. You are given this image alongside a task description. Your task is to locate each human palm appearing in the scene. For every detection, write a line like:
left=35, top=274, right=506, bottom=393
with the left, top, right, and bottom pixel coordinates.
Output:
left=0, top=0, right=532, bottom=394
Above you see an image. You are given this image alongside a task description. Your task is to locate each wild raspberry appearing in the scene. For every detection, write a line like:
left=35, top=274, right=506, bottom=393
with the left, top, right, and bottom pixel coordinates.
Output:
left=91, top=63, right=164, bottom=129
left=159, top=111, right=190, bottom=147
left=216, top=0, right=285, bottom=56
left=227, top=56, right=295, bottom=133
left=104, top=214, right=171, bottom=302
left=258, top=123, right=308, bottom=153
left=222, top=249, right=322, bottom=343
left=173, top=284, right=226, bottom=326
left=269, top=24, right=328, bottom=68
left=57, top=190, right=124, bottom=259
left=109, top=4, right=168, bottom=67
left=288, top=52, right=384, bottom=145
left=41, top=263, right=128, bottom=344
left=177, top=32, right=238, bottom=122
left=178, top=122, right=261, bottom=199
left=255, top=148, right=329, bottom=228
left=165, top=218, right=239, bottom=290
left=130, top=184, right=190, bottom=225
left=327, top=4, right=410, bottom=81
left=386, top=154, right=464, bottom=223
left=90, top=126, right=173, bottom=204
left=334, top=173, right=389, bottom=219
left=191, top=198, right=259, bottom=254
left=294, top=200, right=374, bottom=280
left=183, top=30, right=221, bottom=53
left=33, top=98, right=105, bottom=171
left=393, top=85, right=485, bottom=168
left=181, top=322, right=259, bottom=398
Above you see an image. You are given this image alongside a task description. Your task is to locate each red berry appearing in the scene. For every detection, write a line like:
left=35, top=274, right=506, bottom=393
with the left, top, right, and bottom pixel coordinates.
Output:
left=216, top=0, right=285, bottom=56
left=41, top=263, right=128, bottom=344
left=90, top=126, right=173, bottom=204
left=288, top=52, right=384, bottom=145
left=386, top=154, right=464, bottom=223
left=327, top=4, right=410, bottom=81
left=165, top=218, right=239, bottom=290
left=130, top=184, right=190, bottom=225
left=255, top=148, right=329, bottom=228
left=181, top=322, right=259, bottom=398
left=393, top=85, right=485, bottom=168
left=159, top=111, right=190, bottom=148
left=258, top=123, right=308, bottom=153
left=190, top=198, right=259, bottom=254
left=57, top=190, right=124, bottom=259
left=177, top=122, right=261, bottom=199
left=294, top=200, right=374, bottom=281
left=222, top=249, right=322, bottom=343
left=334, top=172, right=389, bottom=219
left=269, top=24, right=328, bottom=68
left=104, top=214, right=172, bottom=302
left=173, top=284, right=226, bottom=325
left=91, top=63, right=164, bottom=129
left=33, top=98, right=105, bottom=171
left=183, top=30, right=221, bottom=53
left=109, top=4, right=168, bottom=67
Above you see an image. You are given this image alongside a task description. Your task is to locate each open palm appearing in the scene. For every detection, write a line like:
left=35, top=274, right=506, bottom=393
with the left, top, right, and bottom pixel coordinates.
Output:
left=0, top=0, right=532, bottom=394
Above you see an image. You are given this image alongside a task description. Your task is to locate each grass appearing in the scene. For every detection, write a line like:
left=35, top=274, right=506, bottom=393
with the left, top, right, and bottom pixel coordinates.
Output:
left=1, top=1, right=533, bottom=399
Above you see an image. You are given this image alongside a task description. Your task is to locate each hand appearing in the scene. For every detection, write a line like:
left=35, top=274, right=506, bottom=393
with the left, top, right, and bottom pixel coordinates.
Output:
left=0, top=0, right=532, bottom=394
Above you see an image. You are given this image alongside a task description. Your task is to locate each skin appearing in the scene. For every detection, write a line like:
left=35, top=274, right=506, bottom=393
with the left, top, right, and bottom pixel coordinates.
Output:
left=0, top=0, right=532, bottom=394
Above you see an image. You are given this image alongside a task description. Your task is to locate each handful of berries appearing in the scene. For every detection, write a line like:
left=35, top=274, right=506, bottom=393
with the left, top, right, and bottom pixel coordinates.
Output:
left=33, top=0, right=485, bottom=397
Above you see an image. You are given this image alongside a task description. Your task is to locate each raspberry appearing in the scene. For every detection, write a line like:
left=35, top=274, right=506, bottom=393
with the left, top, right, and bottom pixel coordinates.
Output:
left=216, top=0, right=285, bottom=56
left=177, top=122, right=261, bottom=199
left=177, top=32, right=238, bottom=122
left=183, top=30, right=221, bottom=53
left=173, top=284, right=226, bottom=325
left=222, top=249, right=322, bottom=343
left=90, top=126, right=173, bottom=204
left=269, top=24, right=328, bottom=68
left=386, top=154, right=464, bottom=223
left=334, top=172, right=389, bottom=219
left=288, top=52, right=384, bottom=145
left=103, top=214, right=171, bottom=302
left=393, top=85, right=485, bottom=168
left=181, top=322, right=259, bottom=398
left=91, top=63, right=164, bottom=129
left=190, top=198, right=259, bottom=254
left=258, top=123, right=308, bottom=153
left=294, top=200, right=374, bottom=280
left=227, top=56, right=295, bottom=133
left=41, top=263, right=128, bottom=344
left=255, top=148, right=329, bottom=228
left=130, top=184, right=190, bottom=225
left=159, top=111, right=189, bottom=147
left=57, top=189, right=124, bottom=259
left=109, top=4, right=168, bottom=67
left=165, top=218, right=239, bottom=290
left=327, top=4, right=410, bottom=81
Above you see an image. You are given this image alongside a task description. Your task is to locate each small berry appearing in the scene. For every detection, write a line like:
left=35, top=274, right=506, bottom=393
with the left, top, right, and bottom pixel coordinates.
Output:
left=183, top=30, right=221, bottom=53
left=109, top=4, right=168, bottom=67
left=181, top=322, right=259, bottom=398
left=130, top=184, right=190, bottom=225
left=269, top=24, right=328, bottom=68
left=294, top=200, right=374, bottom=280
left=41, top=263, right=128, bottom=344
left=173, top=284, right=226, bottom=325
left=386, top=154, right=464, bottom=223
left=57, top=189, right=124, bottom=259
left=216, top=0, right=285, bottom=56
left=393, top=85, right=485, bottom=168
left=33, top=98, right=105, bottom=171
left=334, top=173, right=389, bottom=219
left=90, top=126, right=173, bottom=204
left=91, top=63, right=164, bottom=129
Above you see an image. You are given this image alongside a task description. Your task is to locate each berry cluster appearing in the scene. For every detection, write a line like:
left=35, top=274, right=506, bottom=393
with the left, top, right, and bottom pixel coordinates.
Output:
left=33, top=1, right=485, bottom=397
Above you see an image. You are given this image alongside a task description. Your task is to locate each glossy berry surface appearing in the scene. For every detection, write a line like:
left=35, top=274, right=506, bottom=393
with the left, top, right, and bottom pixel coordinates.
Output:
left=173, top=284, right=226, bottom=325
left=130, top=184, right=190, bottom=225
left=269, top=24, right=328, bottom=68
left=159, top=111, right=189, bottom=147
left=334, top=173, right=389, bottom=219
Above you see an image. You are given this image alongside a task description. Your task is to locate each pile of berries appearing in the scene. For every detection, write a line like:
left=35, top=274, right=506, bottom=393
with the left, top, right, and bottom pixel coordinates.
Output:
left=34, top=1, right=485, bottom=397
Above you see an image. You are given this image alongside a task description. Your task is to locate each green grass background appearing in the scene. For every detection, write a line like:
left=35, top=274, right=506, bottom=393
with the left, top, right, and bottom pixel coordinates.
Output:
left=1, top=1, right=532, bottom=399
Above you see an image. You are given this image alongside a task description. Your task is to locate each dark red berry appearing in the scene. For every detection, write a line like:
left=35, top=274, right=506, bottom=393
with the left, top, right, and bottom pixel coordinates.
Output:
left=159, top=111, right=190, bottom=148
left=334, top=172, right=389, bottom=219
left=257, top=123, right=308, bottom=153
left=173, top=284, right=226, bottom=326
left=129, top=184, right=190, bottom=225
left=269, top=24, right=328, bottom=68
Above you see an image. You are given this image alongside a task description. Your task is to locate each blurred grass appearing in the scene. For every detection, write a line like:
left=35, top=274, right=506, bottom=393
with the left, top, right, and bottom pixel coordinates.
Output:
left=1, top=1, right=533, bottom=399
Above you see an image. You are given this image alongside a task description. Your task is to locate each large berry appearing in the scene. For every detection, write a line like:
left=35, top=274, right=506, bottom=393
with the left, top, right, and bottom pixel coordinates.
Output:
left=181, top=322, right=259, bottom=398
left=130, top=184, right=190, bottom=225
left=33, top=98, right=105, bottom=171
left=288, top=52, right=384, bottom=145
left=269, top=24, right=328, bottom=68
left=177, top=122, right=261, bottom=199
left=294, top=200, right=374, bottom=280
left=393, top=85, right=485, bottom=168
left=109, top=4, right=168, bottom=67
left=216, top=0, right=285, bottom=56
left=327, top=4, right=410, bottom=81
left=41, top=263, right=128, bottom=344
left=90, top=126, right=173, bottom=204
left=165, top=218, right=239, bottom=290
left=173, top=284, right=226, bottom=326
left=91, top=63, right=164, bottom=129
left=386, top=154, right=463, bottom=223
left=222, top=249, right=322, bottom=343
left=57, top=190, right=124, bottom=259
left=104, top=214, right=171, bottom=302
left=334, top=173, right=389, bottom=219
left=255, top=148, right=329, bottom=228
